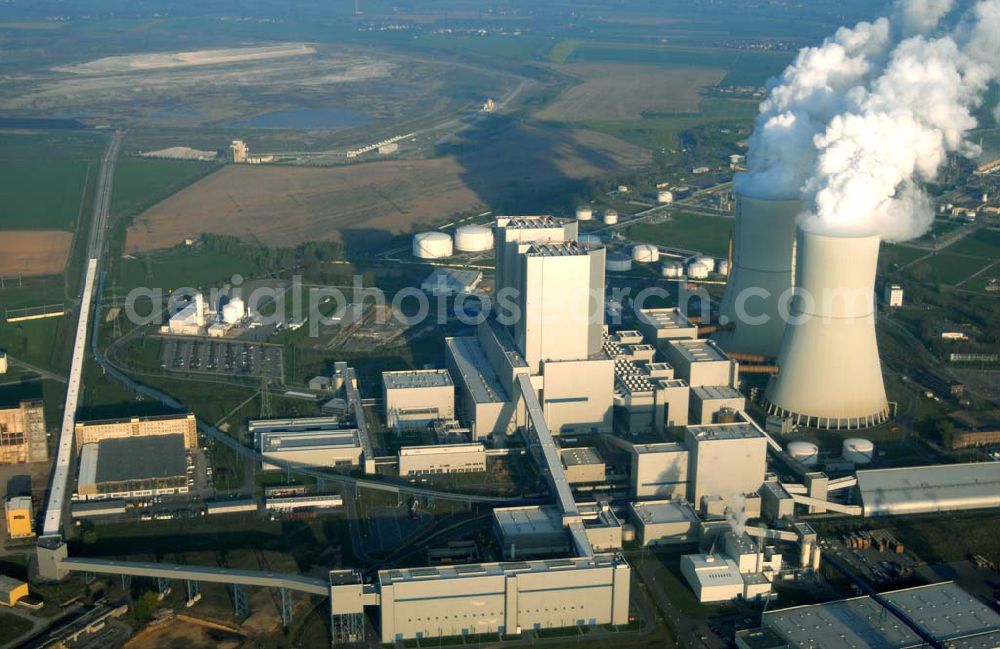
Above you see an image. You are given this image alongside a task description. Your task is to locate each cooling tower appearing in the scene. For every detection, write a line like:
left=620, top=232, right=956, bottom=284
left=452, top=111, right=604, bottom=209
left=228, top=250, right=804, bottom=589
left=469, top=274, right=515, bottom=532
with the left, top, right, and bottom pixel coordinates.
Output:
left=764, top=229, right=889, bottom=429
left=714, top=194, right=800, bottom=357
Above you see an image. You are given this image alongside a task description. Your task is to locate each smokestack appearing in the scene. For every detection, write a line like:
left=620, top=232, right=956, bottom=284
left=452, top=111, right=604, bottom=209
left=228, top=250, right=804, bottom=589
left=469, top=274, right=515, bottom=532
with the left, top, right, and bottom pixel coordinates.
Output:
left=714, top=194, right=800, bottom=358
left=764, top=229, right=889, bottom=429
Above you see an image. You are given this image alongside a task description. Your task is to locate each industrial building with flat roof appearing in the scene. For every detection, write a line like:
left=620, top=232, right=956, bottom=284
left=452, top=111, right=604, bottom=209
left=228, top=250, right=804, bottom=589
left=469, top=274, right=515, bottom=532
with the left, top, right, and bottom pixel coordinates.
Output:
left=690, top=385, right=746, bottom=425
left=629, top=441, right=690, bottom=500
left=398, top=443, right=486, bottom=476
left=375, top=553, right=630, bottom=643
left=0, top=400, right=47, bottom=464
left=662, top=339, right=738, bottom=388
left=855, top=462, right=1000, bottom=517
left=254, top=425, right=363, bottom=471
left=685, top=420, right=768, bottom=509
left=76, top=434, right=188, bottom=501
left=635, top=307, right=698, bottom=347
left=5, top=496, right=33, bottom=538
left=74, top=412, right=197, bottom=451
left=763, top=582, right=1000, bottom=649
left=383, top=369, right=455, bottom=429
left=560, top=447, right=605, bottom=484
left=629, top=499, right=699, bottom=546
left=493, top=505, right=570, bottom=560
left=420, top=268, right=483, bottom=296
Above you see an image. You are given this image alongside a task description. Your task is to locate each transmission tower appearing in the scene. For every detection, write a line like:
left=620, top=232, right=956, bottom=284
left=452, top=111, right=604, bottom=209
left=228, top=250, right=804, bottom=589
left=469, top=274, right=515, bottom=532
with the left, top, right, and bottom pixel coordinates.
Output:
left=259, top=374, right=273, bottom=419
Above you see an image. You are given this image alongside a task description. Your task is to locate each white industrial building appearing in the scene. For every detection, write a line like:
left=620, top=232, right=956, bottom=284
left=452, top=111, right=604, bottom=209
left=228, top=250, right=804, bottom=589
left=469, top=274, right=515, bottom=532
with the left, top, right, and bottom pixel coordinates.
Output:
left=398, top=443, right=486, bottom=476
left=560, top=447, right=606, bottom=484
left=383, top=369, right=455, bottom=429
left=689, top=386, right=745, bottom=425
left=627, top=442, right=689, bottom=500
left=855, top=462, right=1000, bottom=517
left=251, top=418, right=363, bottom=470
left=493, top=506, right=571, bottom=559
left=635, top=307, right=698, bottom=351
left=884, top=283, right=904, bottom=307
left=167, top=293, right=206, bottom=336
left=629, top=500, right=699, bottom=546
left=445, top=216, right=614, bottom=439
left=680, top=554, right=746, bottom=602
left=605, top=331, right=690, bottom=434
left=374, top=554, right=630, bottom=643
left=685, top=419, right=768, bottom=510
left=420, top=268, right=483, bottom=296
left=662, top=339, right=739, bottom=388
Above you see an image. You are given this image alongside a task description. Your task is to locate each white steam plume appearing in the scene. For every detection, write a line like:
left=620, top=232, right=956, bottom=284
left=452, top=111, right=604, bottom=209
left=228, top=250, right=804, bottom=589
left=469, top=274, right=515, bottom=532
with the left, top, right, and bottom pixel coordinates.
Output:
left=736, top=0, right=1000, bottom=242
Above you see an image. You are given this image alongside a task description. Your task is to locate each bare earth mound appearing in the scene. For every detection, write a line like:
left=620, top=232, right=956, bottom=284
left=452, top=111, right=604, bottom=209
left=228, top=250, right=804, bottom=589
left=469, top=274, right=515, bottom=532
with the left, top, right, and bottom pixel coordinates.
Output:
left=0, top=231, right=73, bottom=276
left=538, top=63, right=726, bottom=120
left=125, top=125, right=650, bottom=252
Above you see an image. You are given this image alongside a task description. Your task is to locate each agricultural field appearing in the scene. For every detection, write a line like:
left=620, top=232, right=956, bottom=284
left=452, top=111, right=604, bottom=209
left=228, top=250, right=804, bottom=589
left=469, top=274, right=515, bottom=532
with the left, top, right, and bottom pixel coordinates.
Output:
left=125, top=124, right=649, bottom=253
left=537, top=64, right=726, bottom=120
left=110, top=156, right=221, bottom=219
left=628, top=212, right=733, bottom=257
left=0, top=230, right=74, bottom=276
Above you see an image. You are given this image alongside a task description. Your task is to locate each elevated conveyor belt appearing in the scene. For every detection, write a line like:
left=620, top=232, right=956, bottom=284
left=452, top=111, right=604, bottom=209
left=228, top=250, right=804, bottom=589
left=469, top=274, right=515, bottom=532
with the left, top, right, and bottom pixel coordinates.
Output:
left=61, top=558, right=329, bottom=595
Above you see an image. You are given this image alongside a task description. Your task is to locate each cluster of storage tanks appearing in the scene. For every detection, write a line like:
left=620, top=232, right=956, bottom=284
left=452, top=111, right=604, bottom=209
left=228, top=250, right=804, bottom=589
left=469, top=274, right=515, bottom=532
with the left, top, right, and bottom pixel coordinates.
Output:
left=785, top=438, right=874, bottom=466
left=412, top=225, right=494, bottom=259
left=220, top=297, right=246, bottom=324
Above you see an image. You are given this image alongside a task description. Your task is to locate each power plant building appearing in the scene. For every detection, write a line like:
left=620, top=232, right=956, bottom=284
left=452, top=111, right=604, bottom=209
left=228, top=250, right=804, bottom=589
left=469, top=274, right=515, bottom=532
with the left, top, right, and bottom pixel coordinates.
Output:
left=629, top=500, right=699, bottom=546
left=251, top=418, right=363, bottom=470
left=0, top=400, right=47, bottom=464
left=855, top=462, right=1000, bottom=517
left=398, top=443, right=486, bottom=477
left=685, top=420, right=768, bottom=508
left=559, top=447, right=605, bottom=484
left=662, top=339, right=739, bottom=388
left=376, top=554, right=630, bottom=643
left=689, top=386, right=746, bottom=425
left=76, top=434, right=188, bottom=501
left=383, top=369, right=455, bottom=429
left=628, top=442, right=689, bottom=500
left=5, top=496, right=33, bottom=539
left=74, top=412, right=197, bottom=452
left=420, top=268, right=483, bottom=296
left=493, top=506, right=571, bottom=560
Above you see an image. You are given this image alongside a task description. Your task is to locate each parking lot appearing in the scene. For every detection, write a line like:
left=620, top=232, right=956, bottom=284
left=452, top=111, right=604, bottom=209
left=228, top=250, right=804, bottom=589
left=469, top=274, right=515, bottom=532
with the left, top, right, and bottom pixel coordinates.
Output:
left=160, top=337, right=284, bottom=383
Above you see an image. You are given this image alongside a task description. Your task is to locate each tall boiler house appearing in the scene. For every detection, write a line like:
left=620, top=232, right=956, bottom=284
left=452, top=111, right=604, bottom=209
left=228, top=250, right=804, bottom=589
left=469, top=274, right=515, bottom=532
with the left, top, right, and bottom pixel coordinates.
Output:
left=714, top=193, right=800, bottom=358
left=764, top=229, right=889, bottom=429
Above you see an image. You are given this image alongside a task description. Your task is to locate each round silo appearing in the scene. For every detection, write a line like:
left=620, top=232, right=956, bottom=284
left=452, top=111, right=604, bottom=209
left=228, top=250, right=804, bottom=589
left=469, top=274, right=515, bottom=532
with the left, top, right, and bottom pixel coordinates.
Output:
left=786, top=441, right=820, bottom=466
left=603, top=209, right=619, bottom=225
left=454, top=225, right=494, bottom=252
left=576, top=205, right=594, bottom=221
left=632, top=244, right=660, bottom=263
left=412, top=232, right=454, bottom=259
left=842, top=438, right=874, bottom=464
left=657, top=190, right=674, bottom=204
left=606, top=253, right=632, bottom=272
left=662, top=261, right=684, bottom=278
left=687, top=261, right=710, bottom=279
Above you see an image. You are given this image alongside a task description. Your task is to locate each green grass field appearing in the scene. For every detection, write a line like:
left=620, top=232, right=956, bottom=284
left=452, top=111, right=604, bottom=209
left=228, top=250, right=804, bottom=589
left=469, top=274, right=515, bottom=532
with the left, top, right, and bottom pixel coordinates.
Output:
left=563, top=43, right=791, bottom=87
left=0, top=612, right=32, bottom=645
left=628, top=212, right=732, bottom=257
left=0, top=133, right=103, bottom=231
left=114, top=244, right=265, bottom=293
left=948, top=227, right=1000, bottom=258
left=110, top=156, right=220, bottom=219
left=921, top=252, right=993, bottom=285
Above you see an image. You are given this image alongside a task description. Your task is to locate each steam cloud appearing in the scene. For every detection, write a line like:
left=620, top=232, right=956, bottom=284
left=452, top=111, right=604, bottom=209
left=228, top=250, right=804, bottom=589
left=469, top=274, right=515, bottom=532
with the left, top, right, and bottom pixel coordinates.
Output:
left=735, top=0, right=1000, bottom=241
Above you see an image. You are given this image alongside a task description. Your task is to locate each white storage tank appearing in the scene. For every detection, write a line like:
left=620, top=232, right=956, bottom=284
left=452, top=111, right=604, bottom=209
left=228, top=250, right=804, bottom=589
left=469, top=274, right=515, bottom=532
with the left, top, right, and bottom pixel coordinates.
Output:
left=576, top=205, right=594, bottom=221
left=632, top=244, right=660, bottom=263
left=603, top=209, right=619, bottom=225
left=578, top=234, right=602, bottom=247
left=716, top=259, right=730, bottom=276
left=222, top=297, right=245, bottom=324
left=412, top=231, right=453, bottom=259
left=662, top=261, right=684, bottom=278
left=657, top=190, right=674, bottom=204
left=696, top=256, right=716, bottom=273
left=607, top=253, right=633, bottom=272
left=786, top=441, right=819, bottom=466
left=842, top=438, right=874, bottom=464
left=687, top=261, right=710, bottom=279
left=454, top=225, right=493, bottom=252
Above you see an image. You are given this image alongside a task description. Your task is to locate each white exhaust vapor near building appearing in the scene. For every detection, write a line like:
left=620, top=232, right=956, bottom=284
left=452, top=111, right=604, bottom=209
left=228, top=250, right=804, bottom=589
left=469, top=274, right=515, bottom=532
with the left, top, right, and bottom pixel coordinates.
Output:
left=715, top=194, right=800, bottom=358
left=764, top=228, right=889, bottom=429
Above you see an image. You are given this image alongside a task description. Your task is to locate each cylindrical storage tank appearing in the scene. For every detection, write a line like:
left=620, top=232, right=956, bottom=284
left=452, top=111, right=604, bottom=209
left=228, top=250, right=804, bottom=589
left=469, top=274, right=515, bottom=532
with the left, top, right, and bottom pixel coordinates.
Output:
left=412, top=231, right=453, bottom=259
left=716, top=259, right=730, bottom=276
left=686, top=261, right=709, bottom=279
left=696, top=256, right=716, bottom=272
left=657, top=190, right=674, bottom=204
left=632, top=244, right=659, bottom=263
left=765, top=230, right=889, bottom=429
left=786, top=441, right=819, bottom=466
left=842, top=438, right=874, bottom=464
left=576, top=205, right=593, bottom=221
left=715, top=193, right=801, bottom=357
left=578, top=234, right=602, bottom=248
left=603, top=209, right=619, bottom=225
left=454, top=225, right=493, bottom=252
left=662, top=261, right=684, bottom=278
left=606, top=253, right=632, bottom=272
